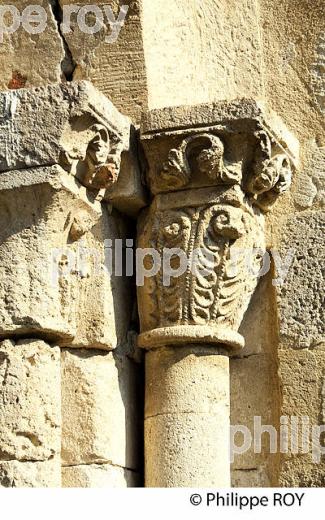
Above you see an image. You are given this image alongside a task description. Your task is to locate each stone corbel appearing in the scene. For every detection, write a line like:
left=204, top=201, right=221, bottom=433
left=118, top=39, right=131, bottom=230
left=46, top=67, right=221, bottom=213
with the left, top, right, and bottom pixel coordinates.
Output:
left=138, top=99, right=299, bottom=352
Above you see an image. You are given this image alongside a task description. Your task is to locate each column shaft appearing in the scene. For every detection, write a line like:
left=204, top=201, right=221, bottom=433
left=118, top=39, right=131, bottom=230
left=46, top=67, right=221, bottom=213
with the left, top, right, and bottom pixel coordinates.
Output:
left=145, top=346, right=230, bottom=487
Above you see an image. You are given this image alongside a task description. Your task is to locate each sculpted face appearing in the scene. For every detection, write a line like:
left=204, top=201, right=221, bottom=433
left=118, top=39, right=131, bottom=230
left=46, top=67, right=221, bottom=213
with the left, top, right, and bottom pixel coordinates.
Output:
left=87, top=125, right=110, bottom=167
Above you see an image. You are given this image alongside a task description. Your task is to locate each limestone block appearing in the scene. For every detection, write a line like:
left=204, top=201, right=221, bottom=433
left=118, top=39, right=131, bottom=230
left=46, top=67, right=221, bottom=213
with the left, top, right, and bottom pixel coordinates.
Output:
left=61, top=349, right=141, bottom=470
left=145, top=346, right=230, bottom=487
left=230, top=354, right=279, bottom=480
left=59, top=0, right=148, bottom=123
left=63, top=206, right=134, bottom=350
left=279, top=458, right=325, bottom=488
left=260, top=0, right=324, bottom=141
left=0, top=339, right=61, bottom=464
left=141, top=0, right=264, bottom=109
left=0, top=81, right=128, bottom=172
left=0, top=460, right=61, bottom=488
left=0, top=1, right=64, bottom=90
left=232, top=468, right=271, bottom=487
left=0, top=165, right=132, bottom=348
left=279, top=349, right=325, bottom=434
left=293, top=141, right=325, bottom=210
left=0, top=165, right=100, bottom=341
left=277, top=211, right=325, bottom=349
left=0, top=81, right=146, bottom=214
left=238, top=273, right=278, bottom=357
left=311, top=31, right=325, bottom=116
left=62, top=464, right=140, bottom=488
left=278, top=349, right=325, bottom=486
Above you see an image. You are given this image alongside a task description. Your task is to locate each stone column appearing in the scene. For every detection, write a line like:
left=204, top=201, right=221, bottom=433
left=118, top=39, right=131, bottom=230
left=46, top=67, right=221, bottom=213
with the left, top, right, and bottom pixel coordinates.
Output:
left=137, top=100, right=299, bottom=487
left=0, top=81, right=145, bottom=487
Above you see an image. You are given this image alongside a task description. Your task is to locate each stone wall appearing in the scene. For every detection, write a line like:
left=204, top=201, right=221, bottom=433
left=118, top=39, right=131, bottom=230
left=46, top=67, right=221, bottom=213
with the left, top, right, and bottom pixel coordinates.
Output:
left=0, top=0, right=324, bottom=487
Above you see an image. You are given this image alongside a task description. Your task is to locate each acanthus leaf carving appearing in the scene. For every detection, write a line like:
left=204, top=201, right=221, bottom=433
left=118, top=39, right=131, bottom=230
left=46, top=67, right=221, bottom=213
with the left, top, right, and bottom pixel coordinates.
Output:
left=137, top=196, right=265, bottom=350
left=138, top=101, right=299, bottom=351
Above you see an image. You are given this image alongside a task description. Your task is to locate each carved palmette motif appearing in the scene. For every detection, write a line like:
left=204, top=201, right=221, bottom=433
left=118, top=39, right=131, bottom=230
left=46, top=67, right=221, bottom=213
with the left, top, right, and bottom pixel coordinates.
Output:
left=138, top=101, right=298, bottom=350
left=137, top=193, right=265, bottom=350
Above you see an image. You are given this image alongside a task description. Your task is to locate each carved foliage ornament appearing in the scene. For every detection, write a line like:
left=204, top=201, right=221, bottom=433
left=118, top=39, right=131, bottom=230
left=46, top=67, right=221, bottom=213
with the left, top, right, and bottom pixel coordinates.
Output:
left=138, top=108, right=298, bottom=351
left=137, top=194, right=265, bottom=350
left=156, top=131, right=292, bottom=212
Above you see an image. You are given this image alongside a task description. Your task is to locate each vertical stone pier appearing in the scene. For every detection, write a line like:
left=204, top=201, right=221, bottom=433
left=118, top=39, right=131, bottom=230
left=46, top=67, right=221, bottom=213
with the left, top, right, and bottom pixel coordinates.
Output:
left=0, top=81, right=145, bottom=487
left=137, top=101, right=299, bottom=487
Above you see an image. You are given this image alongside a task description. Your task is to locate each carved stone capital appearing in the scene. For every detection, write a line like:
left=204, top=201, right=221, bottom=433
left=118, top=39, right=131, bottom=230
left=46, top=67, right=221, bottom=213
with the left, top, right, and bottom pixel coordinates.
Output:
left=0, top=82, right=143, bottom=348
left=0, top=81, right=146, bottom=215
left=138, top=100, right=299, bottom=351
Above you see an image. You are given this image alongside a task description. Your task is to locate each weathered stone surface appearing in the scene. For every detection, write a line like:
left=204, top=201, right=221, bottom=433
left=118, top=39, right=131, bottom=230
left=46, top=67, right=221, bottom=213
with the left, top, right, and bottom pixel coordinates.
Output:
left=0, top=166, right=99, bottom=341
left=63, top=206, right=134, bottom=350
left=0, top=81, right=146, bottom=214
left=311, top=31, right=325, bottom=116
left=278, top=349, right=325, bottom=486
left=0, top=1, right=64, bottom=91
left=230, top=353, right=280, bottom=485
left=0, top=339, right=61, bottom=462
left=146, top=347, right=229, bottom=417
left=230, top=273, right=280, bottom=487
left=141, top=0, right=264, bottom=109
left=277, top=211, right=325, bottom=349
left=62, top=464, right=140, bottom=488
left=0, top=165, right=133, bottom=349
left=0, top=81, right=128, bottom=172
left=61, top=349, right=141, bottom=470
left=0, top=460, right=61, bottom=488
left=238, top=273, right=278, bottom=357
left=60, top=0, right=148, bottom=123
left=145, top=347, right=230, bottom=487
left=232, top=468, right=271, bottom=487
left=293, top=141, right=325, bottom=209
left=279, top=459, right=325, bottom=488
left=145, top=411, right=230, bottom=488
left=261, top=0, right=324, bottom=142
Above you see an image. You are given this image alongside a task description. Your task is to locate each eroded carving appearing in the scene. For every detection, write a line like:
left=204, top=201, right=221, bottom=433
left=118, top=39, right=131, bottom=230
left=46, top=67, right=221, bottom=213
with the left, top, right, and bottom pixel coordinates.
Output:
left=246, top=131, right=292, bottom=211
left=138, top=100, right=299, bottom=350
left=152, top=130, right=292, bottom=211
left=60, top=120, right=124, bottom=199
left=138, top=189, right=265, bottom=350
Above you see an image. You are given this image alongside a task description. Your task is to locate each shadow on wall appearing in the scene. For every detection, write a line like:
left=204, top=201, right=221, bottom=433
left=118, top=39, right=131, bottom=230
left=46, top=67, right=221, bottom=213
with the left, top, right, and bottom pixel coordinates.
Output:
left=231, top=270, right=281, bottom=487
